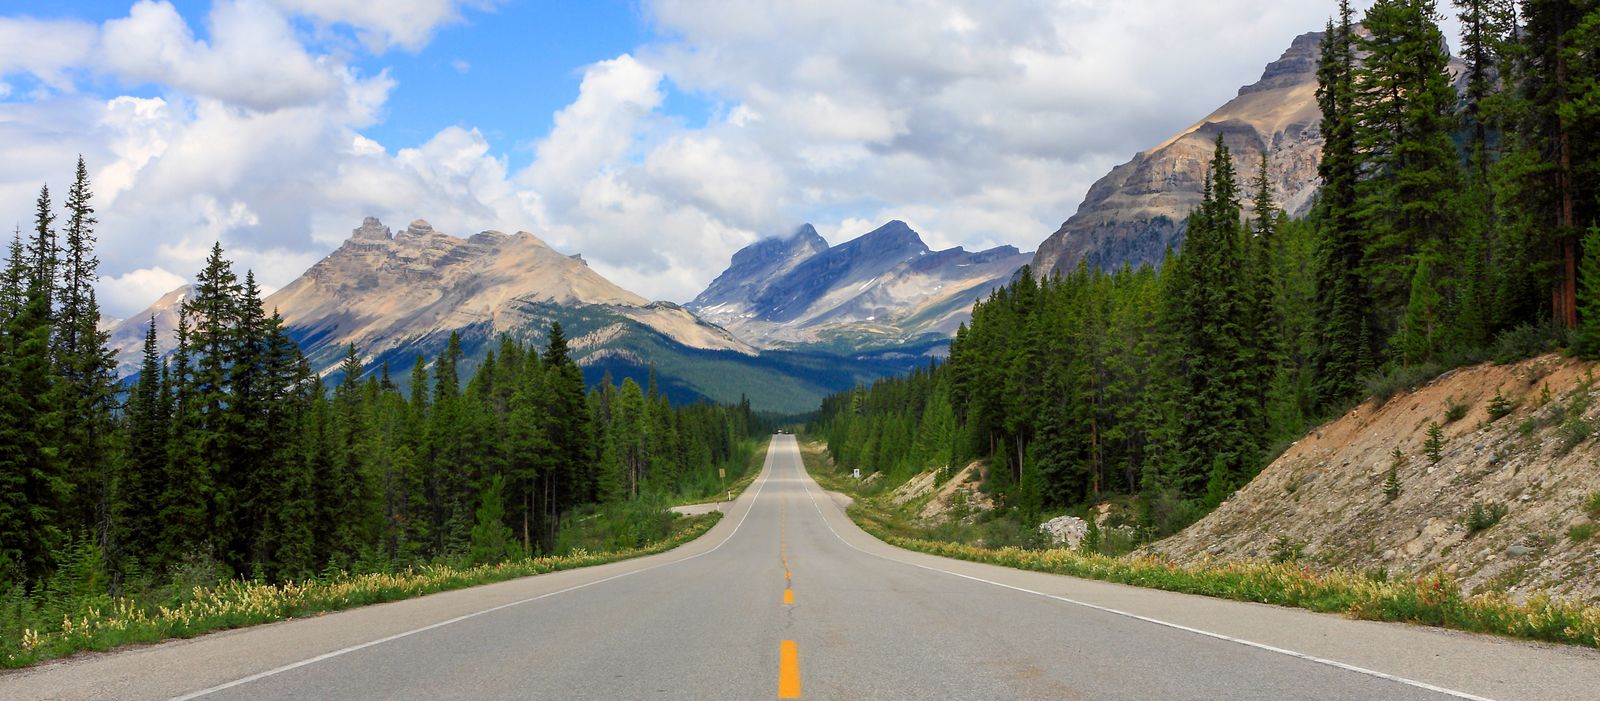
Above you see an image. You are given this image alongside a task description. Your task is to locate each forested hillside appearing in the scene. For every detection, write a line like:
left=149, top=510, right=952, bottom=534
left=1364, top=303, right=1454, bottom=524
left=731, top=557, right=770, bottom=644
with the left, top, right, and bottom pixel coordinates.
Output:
left=813, top=0, right=1600, bottom=536
left=0, top=159, right=762, bottom=601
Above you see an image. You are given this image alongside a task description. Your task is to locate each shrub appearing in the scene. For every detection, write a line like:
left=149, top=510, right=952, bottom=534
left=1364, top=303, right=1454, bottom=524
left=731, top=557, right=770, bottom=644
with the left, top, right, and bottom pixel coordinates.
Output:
left=1490, top=322, right=1570, bottom=364
left=1487, top=392, right=1514, bottom=421
left=1561, top=383, right=1596, bottom=450
left=1444, top=397, right=1469, bottom=423
left=1568, top=523, right=1596, bottom=543
left=1463, top=501, right=1509, bottom=534
left=1363, top=363, right=1444, bottom=405
left=1269, top=535, right=1305, bottom=563
left=1585, top=492, right=1600, bottom=520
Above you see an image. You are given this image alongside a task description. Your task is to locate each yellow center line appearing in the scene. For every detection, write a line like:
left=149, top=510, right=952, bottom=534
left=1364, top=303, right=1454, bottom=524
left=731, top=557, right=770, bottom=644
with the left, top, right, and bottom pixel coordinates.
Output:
left=778, top=640, right=802, bottom=698
left=783, top=588, right=794, bottom=605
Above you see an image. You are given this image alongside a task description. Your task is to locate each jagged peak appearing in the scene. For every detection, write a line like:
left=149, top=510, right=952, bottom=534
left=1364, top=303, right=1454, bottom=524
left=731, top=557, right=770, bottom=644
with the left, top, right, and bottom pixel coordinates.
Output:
left=1238, top=30, right=1323, bottom=96
left=351, top=216, right=392, bottom=241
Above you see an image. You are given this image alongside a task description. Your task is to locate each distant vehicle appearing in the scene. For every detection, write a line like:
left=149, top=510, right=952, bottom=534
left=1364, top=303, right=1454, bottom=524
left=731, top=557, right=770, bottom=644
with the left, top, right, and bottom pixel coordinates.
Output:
left=775, top=429, right=789, bottom=435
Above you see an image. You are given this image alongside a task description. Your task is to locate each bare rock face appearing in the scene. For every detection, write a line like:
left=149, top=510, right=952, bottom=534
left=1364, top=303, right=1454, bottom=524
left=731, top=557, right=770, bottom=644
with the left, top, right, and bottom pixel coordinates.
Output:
left=1032, top=31, right=1328, bottom=276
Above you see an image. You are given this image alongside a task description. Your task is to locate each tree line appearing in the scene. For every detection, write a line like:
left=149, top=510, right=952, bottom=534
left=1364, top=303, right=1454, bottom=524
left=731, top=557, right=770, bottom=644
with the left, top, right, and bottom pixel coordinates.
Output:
left=812, top=0, right=1600, bottom=533
left=1, top=159, right=761, bottom=592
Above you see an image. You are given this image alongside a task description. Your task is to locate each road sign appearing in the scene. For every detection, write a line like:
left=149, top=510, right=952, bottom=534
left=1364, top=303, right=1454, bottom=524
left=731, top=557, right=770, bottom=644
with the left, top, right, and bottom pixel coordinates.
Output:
left=852, top=468, right=861, bottom=479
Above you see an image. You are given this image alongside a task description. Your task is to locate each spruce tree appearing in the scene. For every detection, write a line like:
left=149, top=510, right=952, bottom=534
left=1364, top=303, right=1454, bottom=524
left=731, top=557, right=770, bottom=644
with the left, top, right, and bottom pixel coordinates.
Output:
left=1358, top=0, right=1463, bottom=361
left=121, top=317, right=170, bottom=562
left=1311, top=1, right=1374, bottom=410
left=468, top=474, right=517, bottom=565
left=54, top=158, right=118, bottom=557
left=2, top=187, right=69, bottom=584
left=1576, top=227, right=1600, bottom=358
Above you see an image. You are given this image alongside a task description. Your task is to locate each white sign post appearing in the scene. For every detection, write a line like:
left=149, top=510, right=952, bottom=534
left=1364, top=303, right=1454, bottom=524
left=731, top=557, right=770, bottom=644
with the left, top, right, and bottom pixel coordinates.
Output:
left=852, top=468, right=861, bottom=479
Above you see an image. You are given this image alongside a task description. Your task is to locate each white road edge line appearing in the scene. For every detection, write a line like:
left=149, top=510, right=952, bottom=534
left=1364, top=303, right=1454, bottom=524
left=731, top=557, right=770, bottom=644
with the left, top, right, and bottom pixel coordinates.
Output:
left=169, top=450, right=776, bottom=701
left=790, top=442, right=1496, bottom=701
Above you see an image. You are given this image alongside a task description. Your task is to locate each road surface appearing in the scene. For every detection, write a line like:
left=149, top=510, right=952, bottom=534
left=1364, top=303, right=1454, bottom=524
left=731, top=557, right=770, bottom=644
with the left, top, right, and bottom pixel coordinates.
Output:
left=4, top=435, right=1598, bottom=700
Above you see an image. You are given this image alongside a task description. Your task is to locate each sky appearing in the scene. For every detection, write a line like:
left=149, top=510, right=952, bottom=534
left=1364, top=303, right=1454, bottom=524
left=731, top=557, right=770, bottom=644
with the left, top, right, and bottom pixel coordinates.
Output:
left=0, top=0, right=1461, bottom=317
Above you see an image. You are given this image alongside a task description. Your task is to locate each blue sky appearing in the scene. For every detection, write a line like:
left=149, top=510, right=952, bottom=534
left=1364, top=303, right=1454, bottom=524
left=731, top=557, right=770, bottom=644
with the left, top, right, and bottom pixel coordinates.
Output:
left=0, top=0, right=1435, bottom=315
left=8, top=0, right=714, bottom=171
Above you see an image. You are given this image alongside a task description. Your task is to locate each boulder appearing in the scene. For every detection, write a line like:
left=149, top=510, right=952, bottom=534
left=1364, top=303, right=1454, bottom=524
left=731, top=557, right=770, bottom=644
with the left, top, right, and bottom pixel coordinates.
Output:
left=1039, top=515, right=1090, bottom=549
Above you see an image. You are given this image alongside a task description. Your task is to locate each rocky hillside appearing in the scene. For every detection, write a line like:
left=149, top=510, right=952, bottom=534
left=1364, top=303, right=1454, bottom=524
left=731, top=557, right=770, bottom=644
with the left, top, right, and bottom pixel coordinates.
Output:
left=1152, top=354, right=1600, bottom=604
left=1031, top=30, right=1327, bottom=276
left=690, top=220, right=1030, bottom=351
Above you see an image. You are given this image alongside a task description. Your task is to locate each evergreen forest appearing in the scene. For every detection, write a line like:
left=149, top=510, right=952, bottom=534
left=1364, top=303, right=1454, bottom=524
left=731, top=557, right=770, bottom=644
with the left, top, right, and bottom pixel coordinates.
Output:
left=0, top=156, right=763, bottom=604
left=813, top=0, right=1600, bottom=536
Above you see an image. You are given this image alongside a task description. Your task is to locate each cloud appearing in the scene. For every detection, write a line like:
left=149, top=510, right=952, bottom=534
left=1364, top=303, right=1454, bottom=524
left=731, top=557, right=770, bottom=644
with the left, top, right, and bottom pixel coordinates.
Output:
left=266, top=0, right=489, bottom=52
left=100, top=0, right=342, bottom=111
left=0, top=16, right=97, bottom=92
left=97, top=266, right=187, bottom=312
left=0, top=0, right=1468, bottom=317
left=522, top=55, right=664, bottom=202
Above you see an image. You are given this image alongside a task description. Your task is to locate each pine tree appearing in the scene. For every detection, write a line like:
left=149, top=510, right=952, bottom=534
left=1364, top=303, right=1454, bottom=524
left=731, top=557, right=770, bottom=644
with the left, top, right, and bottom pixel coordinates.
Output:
left=160, top=307, right=209, bottom=570
left=1424, top=422, right=1446, bottom=463
left=0, top=187, right=69, bottom=584
left=468, top=474, right=517, bottom=565
left=1575, top=227, right=1600, bottom=358
left=121, top=317, right=170, bottom=562
left=1311, top=0, right=1374, bottom=410
left=1358, top=0, right=1463, bottom=362
left=1385, top=448, right=1406, bottom=501
left=50, top=158, right=117, bottom=560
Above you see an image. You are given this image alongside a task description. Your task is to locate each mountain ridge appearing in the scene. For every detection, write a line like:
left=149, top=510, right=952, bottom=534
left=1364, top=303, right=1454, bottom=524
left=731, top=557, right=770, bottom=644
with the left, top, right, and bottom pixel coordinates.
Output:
left=689, top=220, right=1031, bottom=351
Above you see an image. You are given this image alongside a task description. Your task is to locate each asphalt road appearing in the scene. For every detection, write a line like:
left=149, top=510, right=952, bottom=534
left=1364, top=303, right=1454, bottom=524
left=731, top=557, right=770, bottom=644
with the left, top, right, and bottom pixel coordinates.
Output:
left=5, top=435, right=1600, bottom=700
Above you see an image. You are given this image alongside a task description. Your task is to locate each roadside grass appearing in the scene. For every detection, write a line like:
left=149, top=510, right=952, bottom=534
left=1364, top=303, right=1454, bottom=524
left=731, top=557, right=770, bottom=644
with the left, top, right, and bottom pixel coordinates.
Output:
left=797, top=438, right=1600, bottom=650
left=1, top=511, right=721, bottom=669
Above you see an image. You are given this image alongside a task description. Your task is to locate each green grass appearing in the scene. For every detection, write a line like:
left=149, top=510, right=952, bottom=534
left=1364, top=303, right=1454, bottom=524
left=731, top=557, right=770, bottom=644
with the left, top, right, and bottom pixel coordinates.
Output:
left=1569, top=522, right=1597, bottom=543
left=798, top=436, right=1600, bottom=650
left=1, top=512, right=721, bottom=669
left=866, top=531, right=1599, bottom=648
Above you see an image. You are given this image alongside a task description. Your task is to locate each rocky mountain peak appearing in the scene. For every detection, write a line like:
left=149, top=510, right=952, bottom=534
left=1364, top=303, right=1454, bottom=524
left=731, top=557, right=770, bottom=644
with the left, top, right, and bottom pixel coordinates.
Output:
left=848, top=220, right=928, bottom=256
left=401, top=220, right=435, bottom=239
left=728, top=224, right=830, bottom=271
left=351, top=216, right=392, bottom=241
left=1239, top=30, right=1322, bottom=96
left=690, top=219, right=1030, bottom=350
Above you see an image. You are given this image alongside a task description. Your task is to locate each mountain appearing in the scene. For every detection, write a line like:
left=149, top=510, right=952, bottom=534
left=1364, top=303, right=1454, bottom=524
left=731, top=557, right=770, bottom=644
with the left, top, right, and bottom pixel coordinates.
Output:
left=1032, top=30, right=1327, bottom=277
left=1032, top=29, right=1472, bottom=277
left=104, top=218, right=929, bottom=414
left=266, top=217, right=752, bottom=369
left=690, top=220, right=1032, bottom=351
left=103, top=283, right=194, bottom=377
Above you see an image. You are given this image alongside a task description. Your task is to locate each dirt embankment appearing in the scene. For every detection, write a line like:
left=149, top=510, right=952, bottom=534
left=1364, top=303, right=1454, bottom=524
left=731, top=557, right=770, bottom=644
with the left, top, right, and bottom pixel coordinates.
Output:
left=1152, top=354, right=1600, bottom=603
